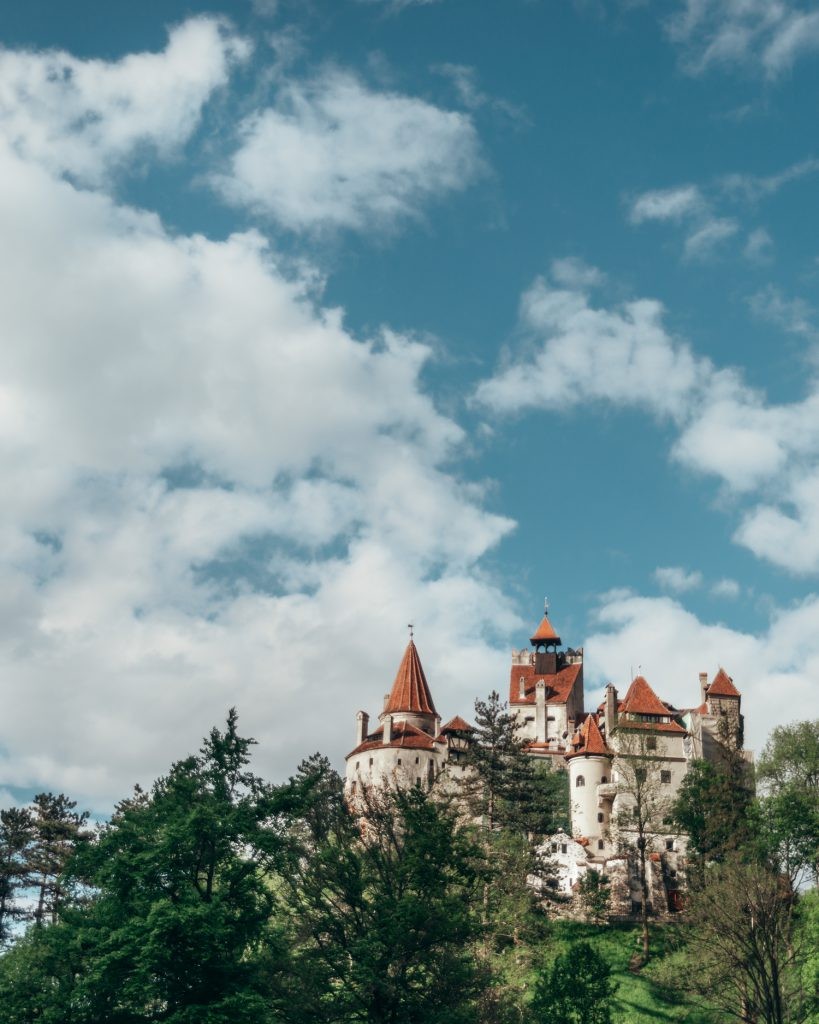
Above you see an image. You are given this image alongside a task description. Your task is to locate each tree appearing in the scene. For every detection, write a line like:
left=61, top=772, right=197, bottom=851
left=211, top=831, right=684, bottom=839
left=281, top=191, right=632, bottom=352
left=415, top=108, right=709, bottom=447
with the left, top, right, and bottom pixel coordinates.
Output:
left=756, top=720, right=819, bottom=889
left=578, top=868, right=610, bottom=925
left=285, top=778, right=487, bottom=1024
left=0, top=710, right=291, bottom=1024
left=462, top=691, right=566, bottom=837
left=678, top=857, right=813, bottom=1024
left=529, top=941, right=616, bottom=1024
left=672, top=751, right=754, bottom=868
left=611, top=729, right=674, bottom=964
left=0, top=807, right=35, bottom=944
left=29, top=792, right=89, bottom=926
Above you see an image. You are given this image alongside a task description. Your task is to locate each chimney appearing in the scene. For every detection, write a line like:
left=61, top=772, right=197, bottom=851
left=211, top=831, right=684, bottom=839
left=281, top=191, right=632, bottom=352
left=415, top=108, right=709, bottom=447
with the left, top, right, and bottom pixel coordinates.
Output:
left=355, top=710, right=369, bottom=746
left=604, top=684, right=618, bottom=738
left=518, top=674, right=526, bottom=700
left=535, top=679, right=546, bottom=743
left=383, top=692, right=391, bottom=711
left=383, top=714, right=392, bottom=744
left=699, top=671, right=709, bottom=704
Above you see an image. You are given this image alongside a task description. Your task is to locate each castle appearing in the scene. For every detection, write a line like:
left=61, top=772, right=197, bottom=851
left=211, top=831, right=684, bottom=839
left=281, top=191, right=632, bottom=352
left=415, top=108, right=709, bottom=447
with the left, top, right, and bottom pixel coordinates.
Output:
left=345, top=609, right=751, bottom=913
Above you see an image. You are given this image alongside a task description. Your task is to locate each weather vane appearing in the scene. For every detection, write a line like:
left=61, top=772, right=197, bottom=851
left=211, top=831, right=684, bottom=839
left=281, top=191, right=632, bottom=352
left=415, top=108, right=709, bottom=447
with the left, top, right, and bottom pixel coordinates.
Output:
left=544, top=596, right=549, bottom=616
left=408, top=623, right=414, bottom=639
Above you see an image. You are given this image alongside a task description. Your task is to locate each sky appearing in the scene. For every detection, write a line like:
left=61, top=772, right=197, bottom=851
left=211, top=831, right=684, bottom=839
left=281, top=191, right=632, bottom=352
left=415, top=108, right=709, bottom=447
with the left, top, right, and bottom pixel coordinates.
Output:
left=1, top=0, right=819, bottom=813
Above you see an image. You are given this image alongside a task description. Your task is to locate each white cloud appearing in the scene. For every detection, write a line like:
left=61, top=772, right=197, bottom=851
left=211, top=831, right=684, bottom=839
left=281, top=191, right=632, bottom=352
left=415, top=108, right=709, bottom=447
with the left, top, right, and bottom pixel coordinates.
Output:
left=0, top=108, right=511, bottom=808
left=477, top=264, right=819, bottom=575
left=629, top=184, right=704, bottom=223
left=721, top=157, right=819, bottom=202
left=683, top=216, right=739, bottom=260
left=550, top=256, right=606, bottom=289
left=744, top=227, right=774, bottom=262
left=654, top=566, right=703, bottom=592
left=749, top=284, right=819, bottom=340
left=474, top=268, right=707, bottom=421
left=0, top=17, right=249, bottom=184
left=212, top=69, right=481, bottom=232
left=586, top=591, right=819, bottom=756
left=666, top=0, right=819, bottom=78
left=711, top=578, right=741, bottom=598
left=355, top=0, right=442, bottom=9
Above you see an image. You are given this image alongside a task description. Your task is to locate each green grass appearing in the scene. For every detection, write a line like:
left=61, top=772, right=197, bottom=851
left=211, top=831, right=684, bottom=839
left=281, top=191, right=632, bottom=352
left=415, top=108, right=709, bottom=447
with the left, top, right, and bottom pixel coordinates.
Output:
left=528, top=921, right=717, bottom=1024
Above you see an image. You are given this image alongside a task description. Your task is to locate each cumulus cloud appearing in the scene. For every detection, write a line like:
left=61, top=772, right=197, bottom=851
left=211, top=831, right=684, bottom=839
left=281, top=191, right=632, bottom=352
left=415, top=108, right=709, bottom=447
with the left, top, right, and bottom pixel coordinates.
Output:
left=666, top=0, right=819, bottom=78
left=0, top=17, right=249, bottom=184
left=711, top=578, right=741, bottom=598
left=0, top=37, right=509, bottom=808
left=474, top=268, right=706, bottom=421
left=212, top=69, right=481, bottom=232
left=629, top=184, right=704, bottom=223
left=654, top=566, right=703, bottom=593
left=586, top=591, right=818, bottom=755
left=477, top=263, right=819, bottom=574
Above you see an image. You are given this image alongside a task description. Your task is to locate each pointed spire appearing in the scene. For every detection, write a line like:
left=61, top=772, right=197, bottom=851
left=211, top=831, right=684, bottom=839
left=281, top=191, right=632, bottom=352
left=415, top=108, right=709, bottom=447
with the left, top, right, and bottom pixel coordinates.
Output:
left=530, top=615, right=560, bottom=646
left=383, top=639, right=437, bottom=716
left=620, top=675, right=669, bottom=717
left=707, top=668, right=741, bottom=698
left=566, top=714, right=613, bottom=759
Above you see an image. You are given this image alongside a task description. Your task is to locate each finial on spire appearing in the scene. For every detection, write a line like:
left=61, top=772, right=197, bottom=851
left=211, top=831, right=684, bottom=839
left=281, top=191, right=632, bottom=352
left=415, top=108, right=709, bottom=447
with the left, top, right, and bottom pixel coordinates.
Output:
left=544, top=596, right=549, bottom=616
left=408, top=623, right=414, bottom=640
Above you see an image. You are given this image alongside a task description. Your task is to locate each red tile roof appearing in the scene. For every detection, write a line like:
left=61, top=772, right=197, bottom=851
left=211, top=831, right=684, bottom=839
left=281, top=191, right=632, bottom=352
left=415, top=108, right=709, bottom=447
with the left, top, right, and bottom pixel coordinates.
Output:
left=619, top=676, right=670, bottom=717
left=707, top=668, right=741, bottom=698
left=530, top=614, right=560, bottom=644
left=566, top=714, right=613, bottom=759
left=384, top=640, right=437, bottom=716
left=617, top=719, right=687, bottom=735
left=440, top=715, right=472, bottom=733
left=347, top=720, right=437, bottom=758
left=509, top=662, right=582, bottom=705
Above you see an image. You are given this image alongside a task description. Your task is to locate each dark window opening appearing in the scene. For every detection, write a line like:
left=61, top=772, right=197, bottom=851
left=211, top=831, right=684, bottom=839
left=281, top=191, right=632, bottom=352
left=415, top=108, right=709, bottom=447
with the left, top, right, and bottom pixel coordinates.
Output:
left=661, top=770, right=671, bottom=784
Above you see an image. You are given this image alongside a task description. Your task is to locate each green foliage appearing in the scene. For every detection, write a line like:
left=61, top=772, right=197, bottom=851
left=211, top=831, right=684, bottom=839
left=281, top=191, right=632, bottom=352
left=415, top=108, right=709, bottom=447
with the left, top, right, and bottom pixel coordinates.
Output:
left=672, top=755, right=754, bottom=865
left=0, top=807, right=35, bottom=944
left=578, top=869, right=610, bottom=924
left=286, top=781, right=488, bottom=1024
left=530, top=940, right=616, bottom=1024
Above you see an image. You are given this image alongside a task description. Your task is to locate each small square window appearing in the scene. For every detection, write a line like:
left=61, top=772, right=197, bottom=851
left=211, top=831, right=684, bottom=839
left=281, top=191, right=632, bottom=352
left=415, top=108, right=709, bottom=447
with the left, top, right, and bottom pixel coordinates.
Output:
left=666, top=839, right=674, bottom=851
left=646, top=737, right=657, bottom=751
left=397, top=758, right=402, bottom=765
left=598, top=840, right=604, bottom=850
left=597, top=812, right=604, bottom=823
left=415, top=756, right=420, bottom=764
left=561, top=843, right=567, bottom=854
left=661, top=770, right=671, bottom=784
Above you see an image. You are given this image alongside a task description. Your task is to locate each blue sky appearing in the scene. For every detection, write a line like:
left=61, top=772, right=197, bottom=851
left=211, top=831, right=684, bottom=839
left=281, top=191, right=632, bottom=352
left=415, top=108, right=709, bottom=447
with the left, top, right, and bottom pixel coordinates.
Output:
left=1, top=0, right=818, bottom=811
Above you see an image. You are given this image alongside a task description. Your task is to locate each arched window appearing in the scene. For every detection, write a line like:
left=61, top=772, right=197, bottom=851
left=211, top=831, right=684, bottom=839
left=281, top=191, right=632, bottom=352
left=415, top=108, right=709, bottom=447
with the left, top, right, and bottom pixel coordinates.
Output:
left=576, top=775, right=585, bottom=788
left=601, top=775, right=608, bottom=783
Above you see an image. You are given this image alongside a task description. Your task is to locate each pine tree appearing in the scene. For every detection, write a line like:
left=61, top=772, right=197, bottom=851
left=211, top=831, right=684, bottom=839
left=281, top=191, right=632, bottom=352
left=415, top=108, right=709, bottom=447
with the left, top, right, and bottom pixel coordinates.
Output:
left=29, top=793, right=89, bottom=926
left=530, top=941, right=616, bottom=1024
left=0, top=807, right=35, bottom=943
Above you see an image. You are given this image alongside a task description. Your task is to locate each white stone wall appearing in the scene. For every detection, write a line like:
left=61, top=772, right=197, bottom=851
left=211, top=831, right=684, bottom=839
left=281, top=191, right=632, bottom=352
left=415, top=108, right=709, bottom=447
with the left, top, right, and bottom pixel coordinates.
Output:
left=568, top=754, right=611, bottom=844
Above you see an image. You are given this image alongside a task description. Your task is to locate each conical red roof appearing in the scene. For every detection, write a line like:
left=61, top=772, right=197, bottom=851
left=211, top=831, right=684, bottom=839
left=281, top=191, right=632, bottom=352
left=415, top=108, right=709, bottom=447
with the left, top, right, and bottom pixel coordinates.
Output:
left=620, top=675, right=669, bottom=717
left=530, top=615, right=560, bottom=645
left=567, top=714, right=612, bottom=759
left=440, top=715, right=472, bottom=733
left=707, top=668, right=740, bottom=698
left=384, top=640, right=437, bottom=716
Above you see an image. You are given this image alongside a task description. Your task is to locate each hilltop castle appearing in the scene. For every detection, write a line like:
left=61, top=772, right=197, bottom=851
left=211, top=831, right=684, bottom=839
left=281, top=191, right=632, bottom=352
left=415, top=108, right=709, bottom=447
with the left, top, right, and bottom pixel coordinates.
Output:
left=345, top=609, right=751, bottom=913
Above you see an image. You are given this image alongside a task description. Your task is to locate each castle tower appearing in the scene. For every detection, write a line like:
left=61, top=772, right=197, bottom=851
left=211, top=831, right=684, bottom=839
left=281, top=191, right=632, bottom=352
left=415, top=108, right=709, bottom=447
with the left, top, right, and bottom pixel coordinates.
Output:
left=509, top=606, right=584, bottom=759
left=566, top=715, right=613, bottom=851
left=704, top=668, right=743, bottom=748
left=345, top=637, right=448, bottom=801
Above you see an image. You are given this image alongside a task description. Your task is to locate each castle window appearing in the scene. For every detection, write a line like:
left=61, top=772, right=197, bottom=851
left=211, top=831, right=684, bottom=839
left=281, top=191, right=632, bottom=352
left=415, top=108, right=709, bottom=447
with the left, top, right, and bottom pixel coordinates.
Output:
left=601, top=776, right=608, bottom=783
left=369, top=758, right=373, bottom=767
left=415, top=778, right=421, bottom=788
left=397, top=758, right=402, bottom=766
left=666, top=839, right=675, bottom=851
left=598, top=840, right=604, bottom=850
left=661, top=770, right=671, bottom=784
left=561, top=843, right=567, bottom=854
left=597, top=812, right=604, bottom=823
left=415, top=757, right=420, bottom=764
left=646, top=736, right=657, bottom=751
left=350, top=781, right=357, bottom=795
left=355, top=761, right=359, bottom=769
left=576, top=775, right=585, bottom=788
left=636, top=768, right=647, bottom=784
